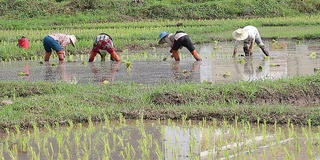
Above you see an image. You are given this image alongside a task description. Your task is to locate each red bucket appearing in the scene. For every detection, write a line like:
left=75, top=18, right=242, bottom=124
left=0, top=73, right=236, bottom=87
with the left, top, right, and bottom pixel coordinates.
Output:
left=18, top=36, right=29, bottom=49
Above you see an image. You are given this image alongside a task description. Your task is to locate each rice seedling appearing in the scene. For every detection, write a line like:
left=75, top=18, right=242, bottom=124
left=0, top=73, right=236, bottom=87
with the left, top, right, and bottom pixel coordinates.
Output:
left=236, top=58, right=245, bottom=64
left=81, top=61, right=88, bottom=65
left=222, top=71, right=231, bottom=78
left=310, top=52, right=317, bottom=59
left=124, top=61, right=132, bottom=70
left=270, top=63, right=280, bottom=67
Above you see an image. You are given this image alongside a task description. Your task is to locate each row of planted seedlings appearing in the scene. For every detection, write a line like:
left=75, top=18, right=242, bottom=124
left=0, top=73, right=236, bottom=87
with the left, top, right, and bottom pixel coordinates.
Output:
left=3, top=15, right=320, bottom=31
left=1, top=114, right=320, bottom=159
left=0, top=26, right=192, bottom=62
left=3, top=16, right=320, bottom=62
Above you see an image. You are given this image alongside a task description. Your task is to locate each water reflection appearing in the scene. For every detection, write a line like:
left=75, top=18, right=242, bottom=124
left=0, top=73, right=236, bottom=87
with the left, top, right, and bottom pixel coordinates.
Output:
left=164, top=125, right=201, bottom=159
left=44, top=61, right=77, bottom=83
left=171, top=61, right=201, bottom=82
left=1, top=120, right=319, bottom=160
left=0, top=41, right=319, bottom=84
left=200, top=40, right=319, bottom=84
left=89, top=61, right=121, bottom=84
left=233, top=56, right=287, bottom=81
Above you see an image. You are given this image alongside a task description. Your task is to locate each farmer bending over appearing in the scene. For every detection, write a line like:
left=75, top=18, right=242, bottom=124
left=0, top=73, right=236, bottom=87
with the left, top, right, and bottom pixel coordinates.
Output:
left=43, top=33, right=77, bottom=61
left=158, top=31, right=202, bottom=61
left=232, top=25, right=269, bottom=57
left=89, top=33, right=121, bottom=62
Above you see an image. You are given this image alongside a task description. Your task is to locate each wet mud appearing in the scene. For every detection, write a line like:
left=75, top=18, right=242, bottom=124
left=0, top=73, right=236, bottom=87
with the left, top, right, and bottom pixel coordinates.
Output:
left=1, top=41, right=319, bottom=85
left=1, top=41, right=320, bottom=108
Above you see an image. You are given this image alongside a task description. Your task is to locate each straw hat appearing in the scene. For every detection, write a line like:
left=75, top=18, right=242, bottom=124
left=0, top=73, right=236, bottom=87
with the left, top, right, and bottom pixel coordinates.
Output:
left=158, top=31, right=168, bottom=44
left=232, top=29, right=248, bottom=41
left=68, top=35, right=77, bottom=47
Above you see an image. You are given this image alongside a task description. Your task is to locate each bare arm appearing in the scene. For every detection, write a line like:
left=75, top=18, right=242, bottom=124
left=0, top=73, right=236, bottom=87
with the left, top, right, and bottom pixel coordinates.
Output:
left=233, top=48, right=237, bottom=57
left=248, top=39, right=254, bottom=53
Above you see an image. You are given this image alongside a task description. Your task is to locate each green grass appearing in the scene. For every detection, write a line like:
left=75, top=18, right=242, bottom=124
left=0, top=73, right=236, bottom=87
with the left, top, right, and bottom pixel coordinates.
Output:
left=1, top=16, right=320, bottom=61
left=0, top=73, right=320, bottom=130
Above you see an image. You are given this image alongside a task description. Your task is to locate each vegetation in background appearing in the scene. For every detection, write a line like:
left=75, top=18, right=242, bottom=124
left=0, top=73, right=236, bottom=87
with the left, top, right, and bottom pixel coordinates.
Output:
left=1, top=0, right=320, bottom=20
left=1, top=0, right=320, bottom=61
left=1, top=16, right=320, bottom=61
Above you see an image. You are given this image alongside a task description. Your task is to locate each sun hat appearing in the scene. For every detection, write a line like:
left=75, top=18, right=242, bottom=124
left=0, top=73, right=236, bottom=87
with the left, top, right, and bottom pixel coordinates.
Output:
left=68, top=35, right=77, bottom=47
left=232, top=29, right=249, bottom=41
left=158, top=31, right=168, bottom=44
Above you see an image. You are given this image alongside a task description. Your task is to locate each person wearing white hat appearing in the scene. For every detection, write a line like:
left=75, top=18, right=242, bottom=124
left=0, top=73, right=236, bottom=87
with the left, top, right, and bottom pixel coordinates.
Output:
left=43, top=33, right=77, bottom=61
left=158, top=31, right=202, bottom=61
left=232, top=25, right=269, bottom=57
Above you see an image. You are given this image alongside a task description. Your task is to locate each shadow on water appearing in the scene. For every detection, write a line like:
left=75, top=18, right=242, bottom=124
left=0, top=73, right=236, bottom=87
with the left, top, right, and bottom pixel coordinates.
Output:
left=1, top=40, right=320, bottom=84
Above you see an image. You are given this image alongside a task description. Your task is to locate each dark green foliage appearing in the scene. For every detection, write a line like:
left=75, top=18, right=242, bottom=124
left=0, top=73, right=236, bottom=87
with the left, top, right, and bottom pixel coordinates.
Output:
left=0, top=0, right=320, bottom=20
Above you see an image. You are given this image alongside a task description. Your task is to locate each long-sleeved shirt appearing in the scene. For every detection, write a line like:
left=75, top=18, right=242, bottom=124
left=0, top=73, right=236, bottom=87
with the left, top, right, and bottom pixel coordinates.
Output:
left=49, top=33, right=72, bottom=49
left=234, top=25, right=262, bottom=48
left=92, top=34, right=115, bottom=53
left=163, top=32, right=188, bottom=47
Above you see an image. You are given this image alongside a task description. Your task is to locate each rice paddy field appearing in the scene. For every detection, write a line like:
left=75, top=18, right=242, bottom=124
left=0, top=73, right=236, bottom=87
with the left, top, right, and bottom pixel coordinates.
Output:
left=1, top=14, right=320, bottom=159
left=1, top=117, right=320, bottom=159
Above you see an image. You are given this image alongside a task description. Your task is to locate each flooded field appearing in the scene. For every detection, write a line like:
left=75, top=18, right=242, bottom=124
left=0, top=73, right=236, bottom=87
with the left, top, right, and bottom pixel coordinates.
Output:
left=1, top=41, right=320, bottom=160
left=1, top=118, right=320, bottom=160
left=1, top=40, right=320, bottom=85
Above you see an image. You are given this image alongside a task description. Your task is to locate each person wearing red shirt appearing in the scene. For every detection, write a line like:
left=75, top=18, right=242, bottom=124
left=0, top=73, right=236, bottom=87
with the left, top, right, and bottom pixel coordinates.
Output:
left=89, top=33, right=121, bottom=62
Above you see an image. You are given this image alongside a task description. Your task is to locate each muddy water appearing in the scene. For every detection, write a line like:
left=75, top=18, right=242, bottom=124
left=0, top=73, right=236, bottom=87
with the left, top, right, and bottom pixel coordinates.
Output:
left=1, top=41, right=320, bottom=159
left=0, top=120, right=319, bottom=160
left=1, top=41, right=319, bottom=84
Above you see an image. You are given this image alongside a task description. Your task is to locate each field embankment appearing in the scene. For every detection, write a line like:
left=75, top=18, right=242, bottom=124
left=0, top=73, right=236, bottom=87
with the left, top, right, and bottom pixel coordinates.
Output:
left=1, top=74, right=320, bottom=130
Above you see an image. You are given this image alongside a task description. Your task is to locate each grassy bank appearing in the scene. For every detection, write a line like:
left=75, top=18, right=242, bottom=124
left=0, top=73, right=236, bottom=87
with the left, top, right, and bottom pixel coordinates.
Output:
left=1, top=0, right=320, bottom=20
left=1, top=73, right=320, bottom=130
